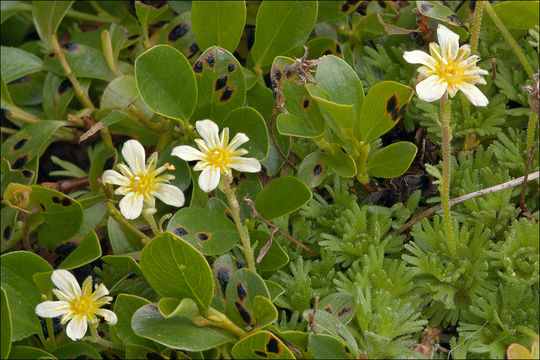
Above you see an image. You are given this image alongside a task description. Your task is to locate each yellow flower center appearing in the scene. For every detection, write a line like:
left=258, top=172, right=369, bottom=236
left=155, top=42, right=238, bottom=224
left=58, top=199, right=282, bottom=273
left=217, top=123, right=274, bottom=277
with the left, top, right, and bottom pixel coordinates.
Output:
left=207, top=148, right=231, bottom=172
left=71, top=295, right=94, bottom=317
left=436, top=61, right=464, bottom=90
left=129, top=173, right=156, bottom=199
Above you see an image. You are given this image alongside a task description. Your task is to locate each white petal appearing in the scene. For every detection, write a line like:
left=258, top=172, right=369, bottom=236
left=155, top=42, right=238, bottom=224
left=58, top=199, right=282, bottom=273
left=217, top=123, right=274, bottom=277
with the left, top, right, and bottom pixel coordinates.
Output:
left=151, top=183, right=185, bottom=207
left=220, top=127, right=229, bottom=148
left=456, top=44, right=471, bottom=61
left=51, top=270, right=81, bottom=299
left=429, top=43, right=443, bottom=63
left=102, top=170, right=129, bottom=186
left=196, top=120, right=220, bottom=148
left=457, top=83, right=489, bottom=107
left=119, top=192, right=144, bottom=219
left=95, top=309, right=118, bottom=325
left=35, top=301, right=70, bottom=318
left=193, top=160, right=209, bottom=171
left=228, top=132, right=249, bottom=151
left=198, top=166, right=220, bottom=192
left=171, top=145, right=206, bottom=161
left=66, top=315, right=88, bottom=341
left=437, top=24, right=460, bottom=61
left=229, top=157, right=261, bottom=173
left=416, top=75, right=448, bottom=102
left=403, top=50, right=437, bottom=69
left=52, top=289, right=71, bottom=302
left=122, top=140, right=146, bottom=174
left=91, top=283, right=109, bottom=301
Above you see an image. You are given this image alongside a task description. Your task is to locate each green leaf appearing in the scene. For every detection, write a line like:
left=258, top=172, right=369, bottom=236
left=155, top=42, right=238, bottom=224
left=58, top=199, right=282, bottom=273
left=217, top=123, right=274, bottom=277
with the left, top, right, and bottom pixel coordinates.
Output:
left=191, top=46, right=245, bottom=122
left=157, top=13, right=200, bottom=60
left=191, top=1, right=246, bottom=52
left=0, top=251, right=53, bottom=341
left=317, top=0, right=361, bottom=22
left=308, top=333, right=354, bottom=359
left=288, top=37, right=344, bottom=59
left=100, top=75, right=139, bottom=109
left=31, top=1, right=74, bottom=47
left=231, top=330, right=296, bottom=359
left=1, top=287, right=12, bottom=360
left=2, top=184, right=84, bottom=249
left=1, top=75, right=14, bottom=108
left=58, top=230, right=102, bottom=270
left=318, top=293, right=356, bottom=325
left=135, top=44, right=197, bottom=122
left=140, top=232, right=214, bottom=311
left=352, top=12, right=387, bottom=41
left=157, top=141, right=192, bottom=192
left=251, top=230, right=289, bottom=272
left=486, top=1, right=540, bottom=30
left=89, top=147, right=117, bottom=193
left=113, top=294, right=155, bottom=348
left=135, top=1, right=171, bottom=30
left=254, top=176, right=312, bottom=221
left=52, top=343, right=102, bottom=360
left=1, top=157, right=37, bottom=195
left=0, top=46, right=43, bottom=83
left=252, top=295, right=278, bottom=328
left=166, top=207, right=239, bottom=256
left=225, top=268, right=271, bottom=327
left=107, top=216, right=144, bottom=255
left=0, top=121, right=62, bottom=167
left=132, top=304, right=234, bottom=351
left=366, top=141, right=417, bottom=178
left=297, top=151, right=327, bottom=188
left=357, top=81, right=413, bottom=143
left=265, top=280, right=285, bottom=301
left=251, top=1, right=318, bottom=69
left=272, top=57, right=326, bottom=138
left=416, top=1, right=466, bottom=29
left=222, top=107, right=269, bottom=160
left=302, top=309, right=358, bottom=357
left=323, top=143, right=357, bottom=178
left=211, top=254, right=238, bottom=312
left=7, top=72, right=44, bottom=107
left=43, top=43, right=116, bottom=81
left=1, top=2, right=28, bottom=24
left=158, top=297, right=198, bottom=319
left=1, top=207, right=20, bottom=252
left=7, top=346, right=55, bottom=359
left=42, top=73, right=74, bottom=120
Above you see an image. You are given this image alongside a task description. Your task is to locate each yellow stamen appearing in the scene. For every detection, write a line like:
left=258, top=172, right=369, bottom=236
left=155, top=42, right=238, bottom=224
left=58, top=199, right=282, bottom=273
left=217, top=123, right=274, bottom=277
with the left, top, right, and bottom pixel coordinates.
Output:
left=207, top=147, right=231, bottom=173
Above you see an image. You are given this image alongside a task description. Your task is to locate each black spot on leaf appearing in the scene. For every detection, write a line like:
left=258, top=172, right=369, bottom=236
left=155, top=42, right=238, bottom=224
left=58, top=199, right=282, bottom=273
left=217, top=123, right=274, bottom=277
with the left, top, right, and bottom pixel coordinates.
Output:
left=323, top=50, right=332, bottom=55
left=347, top=0, right=360, bottom=4
left=168, top=24, right=189, bottom=42
left=420, top=3, right=434, bottom=12
left=148, top=304, right=159, bottom=311
left=197, top=232, right=209, bottom=241
left=61, top=197, right=72, bottom=206
left=13, top=138, right=28, bottom=151
left=377, top=0, right=387, bottom=8
left=58, top=79, right=73, bottom=94
left=217, top=267, right=231, bottom=296
left=39, top=202, right=46, bottom=211
left=173, top=227, right=188, bottom=236
left=3, top=225, right=12, bottom=240
left=215, top=75, right=228, bottom=91
left=302, top=98, right=310, bottom=109
left=193, top=60, right=203, bottom=73
left=220, top=87, right=234, bottom=102
left=338, top=306, right=352, bottom=317
left=324, top=306, right=333, bottom=313
left=12, top=155, right=28, bottom=169
left=266, top=336, right=280, bottom=354
left=22, top=169, right=33, bottom=178
left=52, top=196, right=61, bottom=204
left=386, top=94, right=397, bottom=113
left=228, top=62, right=235, bottom=72
left=339, top=147, right=348, bottom=155
left=313, top=164, right=323, bottom=177
left=285, top=68, right=293, bottom=78
left=8, top=75, right=30, bottom=85
left=61, top=43, right=79, bottom=51
left=188, top=42, right=199, bottom=57
left=344, top=345, right=351, bottom=354
left=336, top=43, right=342, bottom=54
left=205, top=51, right=215, bottom=67
left=48, top=52, right=56, bottom=58
left=254, top=351, right=266, bottom=357
left=272, top=67, right=282, bottom=82
left=234, top=301, right=252, bottom=323
left=237, top=282, right=247, bottom=300
left=340, top=3, right=350, bottom=12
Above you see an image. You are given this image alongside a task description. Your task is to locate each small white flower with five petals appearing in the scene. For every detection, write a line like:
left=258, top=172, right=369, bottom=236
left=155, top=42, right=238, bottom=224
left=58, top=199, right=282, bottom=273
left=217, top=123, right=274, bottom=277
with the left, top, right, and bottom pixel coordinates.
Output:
left=403, top=24, right=489, bottom=106
left=102, top=140, right=185, bottom=219
left=35, top=270, right=117, bottom=341
left=171, top=120, right=261, bottom=192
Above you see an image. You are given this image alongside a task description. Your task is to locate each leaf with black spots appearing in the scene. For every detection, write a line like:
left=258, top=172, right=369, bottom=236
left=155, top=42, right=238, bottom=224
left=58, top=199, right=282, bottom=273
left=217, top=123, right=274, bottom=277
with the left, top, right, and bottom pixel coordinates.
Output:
left=231, top=330, right=295, bottom=359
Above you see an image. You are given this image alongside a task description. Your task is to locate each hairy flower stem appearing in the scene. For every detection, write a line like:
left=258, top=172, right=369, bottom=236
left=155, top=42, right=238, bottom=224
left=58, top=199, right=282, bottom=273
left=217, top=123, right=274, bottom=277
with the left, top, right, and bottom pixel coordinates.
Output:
left=469, top=1, right=484, bottom=55
left=484, top=2, right=534, bottom=79
left=220, top=178, right=256, bottom=272
left=440, top=96, right=457, bottom=259
left=144, top=211, right=161, bottom=236
left=526, top=111, right=538, bottom=151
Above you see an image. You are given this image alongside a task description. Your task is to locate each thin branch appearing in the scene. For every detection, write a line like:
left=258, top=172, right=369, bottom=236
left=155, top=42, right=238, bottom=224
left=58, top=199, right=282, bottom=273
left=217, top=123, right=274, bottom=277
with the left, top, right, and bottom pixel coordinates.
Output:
left=40, top=177, right=89, bottom=194
left=244, top=196, right=319, bottom=257
left=397, top=171, right=540, bottom=234
left=520, top=141, right=539, bottom=210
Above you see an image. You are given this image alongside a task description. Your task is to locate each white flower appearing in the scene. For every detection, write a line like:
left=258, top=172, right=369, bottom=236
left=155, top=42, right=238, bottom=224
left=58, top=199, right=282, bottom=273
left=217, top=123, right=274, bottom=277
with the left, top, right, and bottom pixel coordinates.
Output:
left=35, top=270, right=117, bottom=341
left=102, top=140, right=185, bottom=219
left=171, top=120, right=261, bottom=192
left=403, top=24, right=489, bottom=106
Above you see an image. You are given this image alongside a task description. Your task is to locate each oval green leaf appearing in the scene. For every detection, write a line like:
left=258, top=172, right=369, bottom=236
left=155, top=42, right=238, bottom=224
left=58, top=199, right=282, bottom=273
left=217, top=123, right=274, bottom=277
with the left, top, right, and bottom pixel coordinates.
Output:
left=191, top=1, right=246, bottom=52
left=31, top=1, right=73, bottom=47
left=222, top=107, right=269, bottom=161
left=135, top=44, right=197, bottom=122
left=297, top=151, right=327, bottom=188
left=231, top=330, right=296, bottom=359
left=139, top=232, right=214, bottom=311
left=366, top=141, right=417, bottom=178
left=254, top=176, right=312, bottom=221
left=113, top=294, right=154, bottom=348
